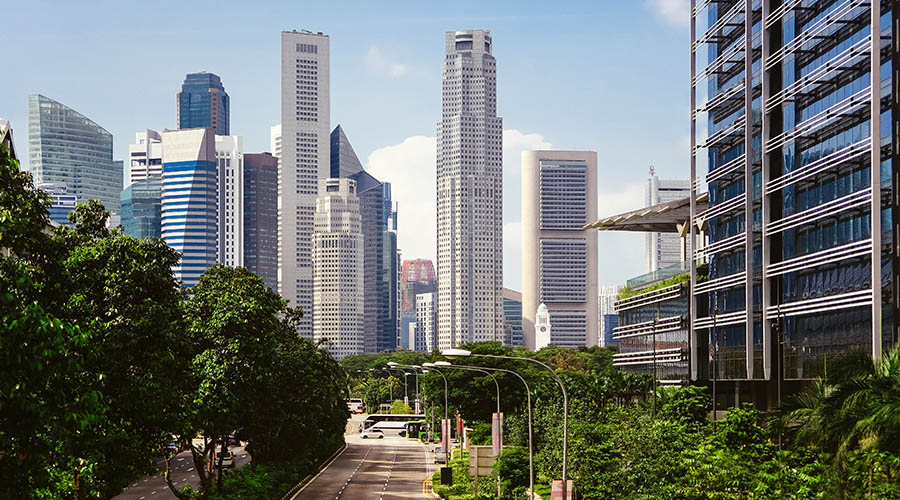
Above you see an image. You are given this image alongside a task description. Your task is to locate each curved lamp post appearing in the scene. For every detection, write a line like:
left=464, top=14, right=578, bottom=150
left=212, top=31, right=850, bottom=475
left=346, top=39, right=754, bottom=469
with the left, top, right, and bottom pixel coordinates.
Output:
left=443, top=348, right=568, bottom=500
left=438, top=361, right=535, bottom=500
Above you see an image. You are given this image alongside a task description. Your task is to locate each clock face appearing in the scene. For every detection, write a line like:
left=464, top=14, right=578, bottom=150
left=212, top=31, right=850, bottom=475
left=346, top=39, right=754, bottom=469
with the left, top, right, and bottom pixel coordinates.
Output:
left=540, top=327, right=546, bottom=332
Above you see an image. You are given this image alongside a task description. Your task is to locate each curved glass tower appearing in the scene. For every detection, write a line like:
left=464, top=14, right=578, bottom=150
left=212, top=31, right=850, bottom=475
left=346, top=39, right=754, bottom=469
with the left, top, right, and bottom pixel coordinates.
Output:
left=177, top=72, right=230, bottom=136
left=27, top=94, right=123, bottom=214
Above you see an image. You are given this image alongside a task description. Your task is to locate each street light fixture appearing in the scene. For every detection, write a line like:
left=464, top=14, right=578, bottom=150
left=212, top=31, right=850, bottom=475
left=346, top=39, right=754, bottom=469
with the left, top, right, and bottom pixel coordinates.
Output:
left=442, top=348, right=569, bottom=500
left=440, top=361, right=535, bottom=500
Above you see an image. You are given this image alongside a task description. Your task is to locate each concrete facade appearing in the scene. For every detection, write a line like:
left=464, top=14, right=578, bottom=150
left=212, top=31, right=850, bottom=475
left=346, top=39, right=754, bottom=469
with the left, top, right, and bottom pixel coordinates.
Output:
left=436, top=29, right=504, bottom=350
left=279, top=31, right=330, bottom=336
left=216, top=135, right=243, bottom=267
left=522, top=150, right=598, bottom=350
left=313, top=178, right=364, bottom=359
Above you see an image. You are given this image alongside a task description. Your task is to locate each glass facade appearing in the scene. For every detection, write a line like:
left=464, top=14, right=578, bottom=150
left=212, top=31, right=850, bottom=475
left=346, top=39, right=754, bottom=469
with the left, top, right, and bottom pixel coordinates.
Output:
left=502, top=290, right=524, bottom=347
left=243, top=153, right=278, bottom=292
left=690, top=0, right=896, bottom=388
left=176, top=72, right=229, bottom=135
left=27, top=94, right=123, bottom=214
left=38, top=183, right=77, bottom=226
left=614, top=280, right=690, bottom=383
left=121, top=176, right=162, bottom=239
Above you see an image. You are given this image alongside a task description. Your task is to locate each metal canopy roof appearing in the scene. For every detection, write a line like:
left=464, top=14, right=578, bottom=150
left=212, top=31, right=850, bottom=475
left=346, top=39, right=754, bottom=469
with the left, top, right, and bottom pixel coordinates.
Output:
left=585, top=192, right=708, bottom=233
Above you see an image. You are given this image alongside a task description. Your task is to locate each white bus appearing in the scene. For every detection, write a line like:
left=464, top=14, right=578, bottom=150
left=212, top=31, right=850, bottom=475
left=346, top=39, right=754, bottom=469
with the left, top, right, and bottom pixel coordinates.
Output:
left=346, top=398, right=365, bottom=414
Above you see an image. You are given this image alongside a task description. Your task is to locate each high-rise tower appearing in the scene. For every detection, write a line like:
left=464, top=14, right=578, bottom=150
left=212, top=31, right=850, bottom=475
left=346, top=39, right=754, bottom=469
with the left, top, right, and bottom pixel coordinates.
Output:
left=27, top=95, right=123, bottom=214
left=313, top=178, right=364, bottom=359
left=177, top=72, right=230, bottom=136
left=646, top=166, right=690, bottom=272
left=436, top=29, right=504, bottom=349
left=522, top=150, right=599, bottom=350
left=279, top=31, right=331, bottom=336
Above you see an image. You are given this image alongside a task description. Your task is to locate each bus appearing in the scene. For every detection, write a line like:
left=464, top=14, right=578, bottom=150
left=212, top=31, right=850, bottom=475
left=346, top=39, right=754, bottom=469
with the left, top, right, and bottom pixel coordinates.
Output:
left=346, top=398, right=365, bottom=414
left=362, top=413, right=425, bottom=430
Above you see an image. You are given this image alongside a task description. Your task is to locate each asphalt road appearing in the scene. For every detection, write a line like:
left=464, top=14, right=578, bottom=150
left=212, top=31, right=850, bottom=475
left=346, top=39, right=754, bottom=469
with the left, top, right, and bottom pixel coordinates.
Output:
left=293, top=417, right=434, bottom=499
left=113, top=444, right=250, bottom=500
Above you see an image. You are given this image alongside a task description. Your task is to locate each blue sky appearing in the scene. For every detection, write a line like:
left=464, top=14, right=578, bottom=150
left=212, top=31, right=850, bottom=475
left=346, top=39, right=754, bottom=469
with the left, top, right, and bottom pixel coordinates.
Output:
left=1, top=0, right=691, bottom=290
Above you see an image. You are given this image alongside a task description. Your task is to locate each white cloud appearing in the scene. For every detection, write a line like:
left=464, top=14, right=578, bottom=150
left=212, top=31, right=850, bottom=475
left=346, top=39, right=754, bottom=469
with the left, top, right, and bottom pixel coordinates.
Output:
left=366, top=129, right=551, bottom=291
left=365, top=46, right=408, bottom=78
left=367, top=132, right=650, bottom=291
left=596, top=182, right=648, bottom=286
left=366, top=135, right=436, bottom=263
left=645, top=0, right=690, bottom=28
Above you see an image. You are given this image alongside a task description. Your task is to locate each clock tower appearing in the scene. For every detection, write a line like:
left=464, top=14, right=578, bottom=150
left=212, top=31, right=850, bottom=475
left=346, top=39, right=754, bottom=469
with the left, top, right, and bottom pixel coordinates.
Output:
left=535, top=303, right=551, bottom=349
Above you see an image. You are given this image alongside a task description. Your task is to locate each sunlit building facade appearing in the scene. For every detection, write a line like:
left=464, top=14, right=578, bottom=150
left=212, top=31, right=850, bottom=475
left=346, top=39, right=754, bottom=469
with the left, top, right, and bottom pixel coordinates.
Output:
left=689, top=0, right=897, bottom=407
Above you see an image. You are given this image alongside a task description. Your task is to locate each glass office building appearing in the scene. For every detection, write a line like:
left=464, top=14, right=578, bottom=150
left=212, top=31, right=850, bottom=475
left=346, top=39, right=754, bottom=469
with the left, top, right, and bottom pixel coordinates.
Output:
left=176, top=72, right=229, bottom=136
left=38, top=183, right=77, bottom=226
left=243, top=153, right=279, bottom=292
left=690, top=0, right=896, bottom=406
left=121, top=176, right=162, bottom=239
left=27, top=94, right=123, bottom=214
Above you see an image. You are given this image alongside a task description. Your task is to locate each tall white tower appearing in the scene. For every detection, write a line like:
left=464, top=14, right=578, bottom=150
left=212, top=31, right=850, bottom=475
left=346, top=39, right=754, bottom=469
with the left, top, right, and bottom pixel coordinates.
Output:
left=534, top=303, right=551, bottom=350
left=313, top=178, right=364, bottom=359
left=436, top=29, right=504, bottom=350
left=521, top=150, right=599, bottom=350
left=216, top=135, right=243, bottom=267
left=279, top=30, right=330, bottom=336
left=645, top=166, right=690, bottom=272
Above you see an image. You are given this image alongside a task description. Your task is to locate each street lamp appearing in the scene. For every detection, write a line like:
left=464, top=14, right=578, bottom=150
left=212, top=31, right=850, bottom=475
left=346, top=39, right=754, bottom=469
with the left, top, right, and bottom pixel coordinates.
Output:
left=389, top=363, right=424, bottom=413
left=443, top=348, right=569, bottom=500
left=422, top=362, right=449, bottom=421
left=440, top=361, right=535, bottom=500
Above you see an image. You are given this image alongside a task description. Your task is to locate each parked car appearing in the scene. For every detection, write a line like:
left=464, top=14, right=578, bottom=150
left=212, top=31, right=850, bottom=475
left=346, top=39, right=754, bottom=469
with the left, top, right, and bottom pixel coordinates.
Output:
left=433, top=446, right=448, bottom=464
left=360, top=428, right=385, bottom=439
left=164, top=443, right=179, bottom=456
left=214, top=450, right=235, bottom=468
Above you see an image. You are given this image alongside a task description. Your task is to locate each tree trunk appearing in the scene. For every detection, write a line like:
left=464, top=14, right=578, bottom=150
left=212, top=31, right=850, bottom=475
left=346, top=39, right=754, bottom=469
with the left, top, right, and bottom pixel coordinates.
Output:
left=216, top=441, right=227, bottom=492
left=73, top=468, right=84, bottom=500
left=164, top=453, right=191, bottom=500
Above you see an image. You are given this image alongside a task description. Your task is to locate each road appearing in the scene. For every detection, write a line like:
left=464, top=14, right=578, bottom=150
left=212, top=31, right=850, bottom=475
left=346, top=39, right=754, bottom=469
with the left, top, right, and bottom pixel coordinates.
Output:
left=113, top=444, right=250, bottom=500
left=292, top=414, right=435, bottom=499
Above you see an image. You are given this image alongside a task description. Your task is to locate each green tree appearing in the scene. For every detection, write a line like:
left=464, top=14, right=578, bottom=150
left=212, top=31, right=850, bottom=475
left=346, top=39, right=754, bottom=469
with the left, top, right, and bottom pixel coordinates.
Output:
left=391, top=400, right=413, bottom=414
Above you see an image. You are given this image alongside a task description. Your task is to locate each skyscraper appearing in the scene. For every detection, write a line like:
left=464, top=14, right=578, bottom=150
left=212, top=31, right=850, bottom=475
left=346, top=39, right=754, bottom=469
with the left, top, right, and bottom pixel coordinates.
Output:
left=382, top=203, right=400, bottom=352
left=313, top=178, right=364, bottom=360
left=161, top=128, right=217, bottom=287
left=27, top=94, right=123, bottom=214
left=331, top=124, right=385, bottom=353
left=38, top=183, right=77, bottom=226
left=415, top=292, right=437, bottom=352
left=128, top=130, right=163, bottom=183
left=244, top=153, right=279, bottom=292
left=330, top=124, right=364, bottom=178
left=689, top=1, right=897, bottom=403
left=400, top=259, right=438, bottom=350
left=436, top=29, right=504, bottom=350
left=177, top=72, right=230, bottom=136
left=646, top=167, right=690, bottom=272
left=215, top=135, right=243, bottom=267
left=121, top=176, right=162, bottom=239
left=279, top=31, right=331, bottom=337
left=598, top=285, right=621, bottom=347
left=522, top=150, right=599, bottom=350
left=502, top=288, right=523, bottom=347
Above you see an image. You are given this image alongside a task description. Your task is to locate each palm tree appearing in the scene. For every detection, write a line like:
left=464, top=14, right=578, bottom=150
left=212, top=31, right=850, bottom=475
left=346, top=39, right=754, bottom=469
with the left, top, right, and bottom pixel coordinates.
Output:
left=780, top=345, right=900, bottom=457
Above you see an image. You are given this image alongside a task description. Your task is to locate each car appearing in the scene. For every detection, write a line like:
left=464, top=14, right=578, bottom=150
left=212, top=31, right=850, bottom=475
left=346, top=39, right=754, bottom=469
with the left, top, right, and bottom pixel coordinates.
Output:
left=214, top=450, right=235, bottom=468
left=164, top=443, right=179, bottom=456
left=226, top=435, right=241, bottom=447
left=433, top=446, right=448, bottom=464
left=360, top=429, right=384, bottom=439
